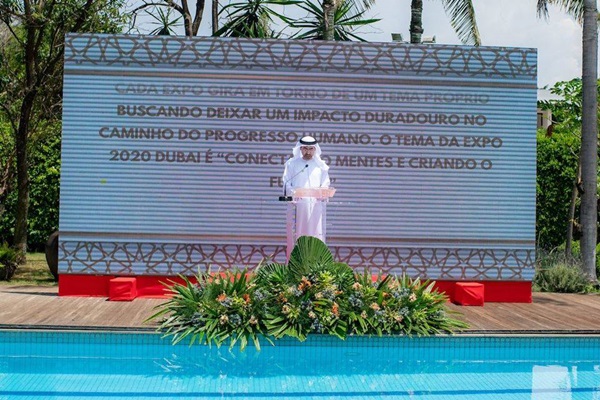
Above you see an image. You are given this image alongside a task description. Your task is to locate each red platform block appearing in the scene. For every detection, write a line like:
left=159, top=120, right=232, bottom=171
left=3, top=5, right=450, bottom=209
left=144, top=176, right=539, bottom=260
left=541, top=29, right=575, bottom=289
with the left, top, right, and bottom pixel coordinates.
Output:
left=109, top=277, right=137, bottom=301
left=454, top=282, right=484, bottom=306
left=59, top=275, right=114, bottom=297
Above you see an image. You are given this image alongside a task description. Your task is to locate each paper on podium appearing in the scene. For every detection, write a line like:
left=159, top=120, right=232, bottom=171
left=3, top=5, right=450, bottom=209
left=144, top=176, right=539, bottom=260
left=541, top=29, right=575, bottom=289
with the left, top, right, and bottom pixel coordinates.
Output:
left=292, top=187, right=336, bottom=200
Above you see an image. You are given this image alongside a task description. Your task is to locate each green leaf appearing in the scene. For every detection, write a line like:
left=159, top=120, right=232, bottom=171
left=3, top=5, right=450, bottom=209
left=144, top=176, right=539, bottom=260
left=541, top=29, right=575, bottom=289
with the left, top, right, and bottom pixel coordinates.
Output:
left=288, top=236, right=333, bottom=277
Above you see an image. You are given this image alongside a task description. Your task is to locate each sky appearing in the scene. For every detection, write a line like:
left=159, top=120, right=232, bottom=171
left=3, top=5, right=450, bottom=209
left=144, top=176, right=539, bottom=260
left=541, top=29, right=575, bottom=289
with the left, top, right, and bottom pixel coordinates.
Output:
left=133, top=0, right=595, bottom=88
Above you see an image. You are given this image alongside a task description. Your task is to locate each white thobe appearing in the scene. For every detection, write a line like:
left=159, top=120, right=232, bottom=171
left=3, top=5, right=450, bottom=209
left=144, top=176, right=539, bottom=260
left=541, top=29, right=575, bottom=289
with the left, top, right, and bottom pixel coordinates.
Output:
left=282, top=158, right=330, bottom=241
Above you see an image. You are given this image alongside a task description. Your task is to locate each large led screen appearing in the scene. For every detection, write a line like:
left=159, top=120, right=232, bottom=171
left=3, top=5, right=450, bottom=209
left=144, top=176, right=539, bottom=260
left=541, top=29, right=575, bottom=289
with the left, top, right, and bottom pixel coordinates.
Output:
left=59, top=34, right=537, bottom=281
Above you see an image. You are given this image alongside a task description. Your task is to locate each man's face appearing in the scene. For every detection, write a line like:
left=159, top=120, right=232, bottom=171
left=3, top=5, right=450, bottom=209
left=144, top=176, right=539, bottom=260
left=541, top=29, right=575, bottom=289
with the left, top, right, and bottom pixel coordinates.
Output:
left=300, top=146, right=315, bottom=160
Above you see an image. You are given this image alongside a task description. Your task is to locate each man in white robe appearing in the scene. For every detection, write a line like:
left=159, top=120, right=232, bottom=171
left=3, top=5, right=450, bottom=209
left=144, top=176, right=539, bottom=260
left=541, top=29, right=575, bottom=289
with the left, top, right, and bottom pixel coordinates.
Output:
left=282, top=136, right=330, bottom=242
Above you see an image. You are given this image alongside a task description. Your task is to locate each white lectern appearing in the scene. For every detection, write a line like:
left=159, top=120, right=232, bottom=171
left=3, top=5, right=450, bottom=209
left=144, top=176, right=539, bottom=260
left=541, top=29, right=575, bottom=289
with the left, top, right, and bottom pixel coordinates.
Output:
left=286, top=187, right=336, bottom=258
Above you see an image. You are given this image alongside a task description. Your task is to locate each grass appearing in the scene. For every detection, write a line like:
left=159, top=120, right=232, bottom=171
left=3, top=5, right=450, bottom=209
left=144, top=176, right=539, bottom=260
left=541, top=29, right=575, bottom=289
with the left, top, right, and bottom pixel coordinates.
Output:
left=0, top=252, right=56, bottom=286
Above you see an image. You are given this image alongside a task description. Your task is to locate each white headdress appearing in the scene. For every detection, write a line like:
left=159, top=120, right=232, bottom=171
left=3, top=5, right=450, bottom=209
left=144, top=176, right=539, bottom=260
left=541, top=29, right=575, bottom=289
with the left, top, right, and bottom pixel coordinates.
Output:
left=291, top=136, right=329, bottom=171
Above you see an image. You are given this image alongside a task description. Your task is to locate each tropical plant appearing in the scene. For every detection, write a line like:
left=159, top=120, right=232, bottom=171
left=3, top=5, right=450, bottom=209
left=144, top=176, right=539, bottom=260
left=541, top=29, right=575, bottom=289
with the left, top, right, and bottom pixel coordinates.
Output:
left=149, top=236, right=468, bottom=350
left=537, top=0, right=598, bottom=281
left=0, top=243, right=19, bottom=281
left=537, top=79, right=600, bottom=254
left=130, top=0, right=204, bottom=37
left=215, top=0, right=298, bottom=38
left=540, top=79, right=585, bottom=126
left=146, top=6, right=183, bottom=35
left=148, top=271, right=269, bottom=350
left=409, top=0, right=480, bottom=45
left=0, top=122, right=61, bottom=251
left=256, top=237, right=354, bottom=340
left=346, top=271, right=464, bottom=336
left=289, top=0, right=380, bottom=41
left=536, top=127, right=580, bottom=251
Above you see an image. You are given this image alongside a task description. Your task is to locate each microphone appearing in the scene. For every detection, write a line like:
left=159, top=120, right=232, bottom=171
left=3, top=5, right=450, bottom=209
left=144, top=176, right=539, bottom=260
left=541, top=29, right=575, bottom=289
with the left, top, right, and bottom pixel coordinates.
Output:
left=279, top=164, right=308, bottom=201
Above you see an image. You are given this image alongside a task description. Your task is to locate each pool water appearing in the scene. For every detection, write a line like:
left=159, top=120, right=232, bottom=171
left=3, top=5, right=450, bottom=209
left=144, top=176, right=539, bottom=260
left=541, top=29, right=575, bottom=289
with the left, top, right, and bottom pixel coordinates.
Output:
left=0, top=330, right=599, bottom=399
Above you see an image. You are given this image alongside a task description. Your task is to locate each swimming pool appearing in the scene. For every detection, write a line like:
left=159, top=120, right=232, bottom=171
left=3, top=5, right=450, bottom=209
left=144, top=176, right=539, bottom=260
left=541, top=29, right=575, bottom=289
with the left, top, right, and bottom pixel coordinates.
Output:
left=0, top=330, right=599, bottom=399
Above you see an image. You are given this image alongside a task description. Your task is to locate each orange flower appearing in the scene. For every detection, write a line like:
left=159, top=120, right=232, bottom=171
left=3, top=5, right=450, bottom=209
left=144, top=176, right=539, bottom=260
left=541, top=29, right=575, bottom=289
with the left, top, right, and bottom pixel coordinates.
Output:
left=298, top=277, right=312, bottom=292
left=278, top=293, right=288, bottom=303
left=243, top=293, right=251, bottom=304
left=332, top=302, right=339, bottom=317
left=217, top=293, right=227, bottom=302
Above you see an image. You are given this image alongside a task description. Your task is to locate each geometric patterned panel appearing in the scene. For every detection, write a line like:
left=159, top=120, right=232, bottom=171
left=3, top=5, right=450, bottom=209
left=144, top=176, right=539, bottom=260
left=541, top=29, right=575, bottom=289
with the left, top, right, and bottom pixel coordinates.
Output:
left=335, top=246, right=535, bottom=280
left=65, top=34, right=537, bottom=80
left=59, top=241, right=287, bottom=276
left=59, top=241, right=535, bottom=281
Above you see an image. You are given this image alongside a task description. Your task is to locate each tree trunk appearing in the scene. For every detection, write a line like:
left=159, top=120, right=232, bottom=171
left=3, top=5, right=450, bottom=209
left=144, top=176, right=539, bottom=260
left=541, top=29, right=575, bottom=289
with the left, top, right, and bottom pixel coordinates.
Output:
left=323, top=0, right=336, bottom=41
left=566, top=159, right=581, bottom=257
left=212, top=0, right=218, bottom=35
left=180, top=0, right=193, bottom=36
left=410, top=0, right=424, bottom=44
left=14, top=1, right=39, bottom=257
left=191, top=0, right=205, bottom=35
left=579, top=0, right=598, bottom=281
left=14, top=111, right=31, bottom=256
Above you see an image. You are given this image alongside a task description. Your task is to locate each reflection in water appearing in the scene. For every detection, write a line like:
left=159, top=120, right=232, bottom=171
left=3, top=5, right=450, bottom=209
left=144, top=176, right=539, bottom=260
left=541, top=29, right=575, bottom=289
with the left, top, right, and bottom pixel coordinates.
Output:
left=532, top=365, right=571, bottom=400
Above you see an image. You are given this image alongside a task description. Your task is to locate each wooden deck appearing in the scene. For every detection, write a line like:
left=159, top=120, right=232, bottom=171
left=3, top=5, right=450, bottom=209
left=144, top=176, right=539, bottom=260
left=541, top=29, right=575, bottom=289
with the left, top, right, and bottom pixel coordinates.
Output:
left=449, top=292, right=600, bottom=334
left=1, top=285, right=600, bottom=334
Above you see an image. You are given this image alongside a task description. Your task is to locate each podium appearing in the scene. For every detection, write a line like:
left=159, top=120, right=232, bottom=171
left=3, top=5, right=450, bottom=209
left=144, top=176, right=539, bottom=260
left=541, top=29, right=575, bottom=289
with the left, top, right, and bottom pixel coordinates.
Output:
left=286, top=187, right=336, bottom=258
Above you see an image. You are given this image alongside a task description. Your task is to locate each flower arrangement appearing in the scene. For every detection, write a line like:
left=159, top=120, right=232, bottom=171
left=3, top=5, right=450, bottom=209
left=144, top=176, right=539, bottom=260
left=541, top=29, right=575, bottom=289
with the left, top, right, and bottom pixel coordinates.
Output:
left=149, top=236, right=468, bottom=350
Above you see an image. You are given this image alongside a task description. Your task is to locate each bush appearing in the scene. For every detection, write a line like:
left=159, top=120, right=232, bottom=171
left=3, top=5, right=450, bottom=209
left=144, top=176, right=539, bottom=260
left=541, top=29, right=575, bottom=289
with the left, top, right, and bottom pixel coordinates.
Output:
left=0, top=243, right=19, bottom=281
left=556, top=241, right=600, bottom=279
left=0, top=123, right=61, bottom=251
left=149, top=236, right=468, bottom=350
left=536, top=130, right=579, bottom=250
left=534, top=251, right=591, bottom=293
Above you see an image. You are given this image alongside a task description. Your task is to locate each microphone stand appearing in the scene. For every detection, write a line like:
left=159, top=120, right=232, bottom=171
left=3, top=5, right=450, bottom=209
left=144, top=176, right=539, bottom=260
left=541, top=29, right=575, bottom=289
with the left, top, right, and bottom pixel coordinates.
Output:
left=279, top=164, right=308, bottom=201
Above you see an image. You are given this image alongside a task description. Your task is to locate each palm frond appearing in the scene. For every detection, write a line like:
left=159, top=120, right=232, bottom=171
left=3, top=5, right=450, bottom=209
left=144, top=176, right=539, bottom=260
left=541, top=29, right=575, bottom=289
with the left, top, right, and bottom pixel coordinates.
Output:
left=216, top=0, right=300, bottom=38
left=440, top=0, right=481, bottom=45
left=255, top=262, right=292, bottom=286
left=555, top=0, right=584, bottom=23
left=537, top=0, right=585, bottom=23
left=146, top=6, right=182, bottom=36
left=288, top=235, right=334, bottom=277
left=537, top=0, right=551, bottom=19
left=289, top=0, right=380, bottom=41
